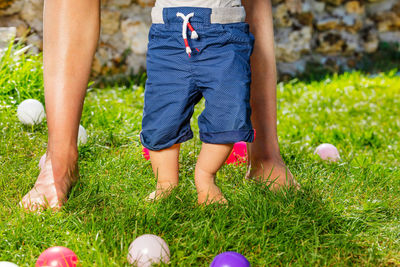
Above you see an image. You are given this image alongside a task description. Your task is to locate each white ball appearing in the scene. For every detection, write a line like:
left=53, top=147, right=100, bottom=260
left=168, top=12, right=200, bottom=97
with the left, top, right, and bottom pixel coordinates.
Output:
left=78, top=124, right=88, bottom=145
left=38, top=153, right=46, bottom=169
left=314, top=143, right=340, bottom=162
left=17, top=99, right=45, bottom=126
left=127, top=234, right=170, bottom=267
left=0, top=262, right=19, bottom=267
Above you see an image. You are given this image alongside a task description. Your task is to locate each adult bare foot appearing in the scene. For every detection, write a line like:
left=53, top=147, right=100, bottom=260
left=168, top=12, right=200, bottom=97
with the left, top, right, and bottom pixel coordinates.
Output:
left=20, top=153, right=79, bottom=212
left=246, top=158, right=300, bottom=191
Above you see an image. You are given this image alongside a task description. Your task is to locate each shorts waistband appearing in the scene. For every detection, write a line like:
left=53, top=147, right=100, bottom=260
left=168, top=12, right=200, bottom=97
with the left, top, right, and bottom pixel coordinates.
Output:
left=151, top=6, right=246, bottom=25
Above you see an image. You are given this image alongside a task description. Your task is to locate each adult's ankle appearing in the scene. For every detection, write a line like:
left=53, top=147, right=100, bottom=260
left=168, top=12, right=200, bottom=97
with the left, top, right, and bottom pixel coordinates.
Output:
left=46, top=148, right=79, bottom=179
left=47, top=146, right=78, bottom=163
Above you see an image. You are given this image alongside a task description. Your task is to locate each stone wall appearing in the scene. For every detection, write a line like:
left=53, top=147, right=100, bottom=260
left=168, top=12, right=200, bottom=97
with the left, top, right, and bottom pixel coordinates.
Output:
left=0, top=0, right=399, bottom=78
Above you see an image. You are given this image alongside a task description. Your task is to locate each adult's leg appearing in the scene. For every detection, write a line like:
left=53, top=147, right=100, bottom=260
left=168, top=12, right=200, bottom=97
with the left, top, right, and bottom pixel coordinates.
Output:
left=242, top=0, right=300, bottom=190
left=21, top=0, right=101, bottom=210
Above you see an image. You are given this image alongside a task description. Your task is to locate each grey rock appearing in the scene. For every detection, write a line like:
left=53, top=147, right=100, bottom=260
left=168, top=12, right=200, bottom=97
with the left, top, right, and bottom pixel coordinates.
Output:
left=366, top=0, right=397, bottom=15
left=20, top=0, right=43, bottom=33
left=379, top=31, right=400, bottom=42
left=275, top=27, right=312, bottom=62
left=0, top=0, right=24, bottom=16
left=0, top=26, right=16, bottom=48
left=277, top=59, right=307, bottom=76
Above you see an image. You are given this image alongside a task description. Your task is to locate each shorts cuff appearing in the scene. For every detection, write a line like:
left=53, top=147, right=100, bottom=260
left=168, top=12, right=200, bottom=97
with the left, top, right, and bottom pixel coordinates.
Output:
left=140, top=129, right=193, bottom=151
left=200, top=129, right=255, bottom=144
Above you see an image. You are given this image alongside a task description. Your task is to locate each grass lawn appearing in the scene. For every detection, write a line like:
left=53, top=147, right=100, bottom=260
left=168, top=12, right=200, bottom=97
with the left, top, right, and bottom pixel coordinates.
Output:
left=1, top=42, right=400, bottom=266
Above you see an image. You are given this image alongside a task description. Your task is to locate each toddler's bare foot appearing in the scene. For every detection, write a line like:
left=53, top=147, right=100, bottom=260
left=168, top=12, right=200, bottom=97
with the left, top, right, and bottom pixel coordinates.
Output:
left=197, top=184, right=227, bottom=205
left=20, top=153, right=79, bottom=212
left=146, top=181, right=178, bottom=201
left=195, top=167, right=227, bottom=205
left=194, top=143, right=233, bottom=205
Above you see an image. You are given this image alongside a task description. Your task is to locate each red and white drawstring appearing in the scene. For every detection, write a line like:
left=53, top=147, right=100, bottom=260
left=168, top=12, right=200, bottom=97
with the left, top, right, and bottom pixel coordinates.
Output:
left=176, top=12, right=199, bottom=57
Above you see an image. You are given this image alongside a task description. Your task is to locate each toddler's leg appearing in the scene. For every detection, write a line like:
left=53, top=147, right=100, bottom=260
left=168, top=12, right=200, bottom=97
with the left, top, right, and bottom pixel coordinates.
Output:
left=195, top=143, right=234, bottom=205
left=147, top=144, right=180, bottom=200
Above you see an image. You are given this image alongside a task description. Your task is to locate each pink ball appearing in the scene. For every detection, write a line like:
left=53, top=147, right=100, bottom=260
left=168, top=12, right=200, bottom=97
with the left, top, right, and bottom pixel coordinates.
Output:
left=314, top=143, right=340, bottom=162
left=127, top=234, right=170, bottom=267
left=142, top=147, right=150, bottom=160
left=36, top=246, right=78, bottom=267
left=38, top=153, right=46, bottom=169
left=226, top=142, right=247, bottom=165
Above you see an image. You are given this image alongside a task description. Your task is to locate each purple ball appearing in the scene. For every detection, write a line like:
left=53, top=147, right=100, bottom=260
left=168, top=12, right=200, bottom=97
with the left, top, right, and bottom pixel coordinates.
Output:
left=210, top=252, right=250, bottom=267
